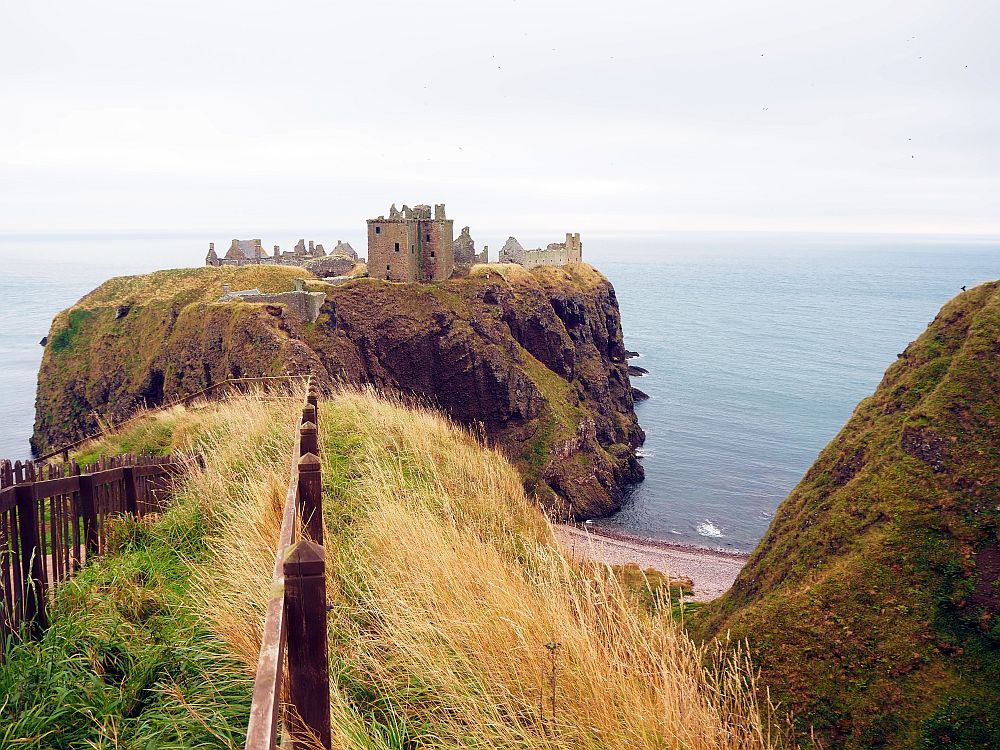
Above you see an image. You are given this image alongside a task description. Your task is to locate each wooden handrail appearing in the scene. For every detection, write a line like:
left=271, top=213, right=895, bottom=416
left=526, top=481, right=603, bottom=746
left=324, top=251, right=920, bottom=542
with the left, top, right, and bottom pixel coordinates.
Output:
left=245, top=408, right=305, bottom=750
left=246, top=379, right=331, bottom=750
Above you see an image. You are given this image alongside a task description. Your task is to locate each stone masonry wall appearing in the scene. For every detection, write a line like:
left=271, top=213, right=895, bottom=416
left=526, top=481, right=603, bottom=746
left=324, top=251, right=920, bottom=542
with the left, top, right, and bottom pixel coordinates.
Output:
left=232, top=291, right=326, bottom=323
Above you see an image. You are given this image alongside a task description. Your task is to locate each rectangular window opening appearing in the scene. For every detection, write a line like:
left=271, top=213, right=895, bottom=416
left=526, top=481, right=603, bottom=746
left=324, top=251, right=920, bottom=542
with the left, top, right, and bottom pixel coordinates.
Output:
left=430, top=251, right=436, bottom=258
left=375, top=226, right=381, bottom=234
left=394, top=242, right=400, bottom=252
left=426, top=233, right=431, bottom=241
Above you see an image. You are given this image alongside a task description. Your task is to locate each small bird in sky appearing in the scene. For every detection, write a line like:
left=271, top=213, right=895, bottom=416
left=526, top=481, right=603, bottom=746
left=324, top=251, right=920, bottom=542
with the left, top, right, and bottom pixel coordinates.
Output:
left=961, top=285, right=967, bottom=292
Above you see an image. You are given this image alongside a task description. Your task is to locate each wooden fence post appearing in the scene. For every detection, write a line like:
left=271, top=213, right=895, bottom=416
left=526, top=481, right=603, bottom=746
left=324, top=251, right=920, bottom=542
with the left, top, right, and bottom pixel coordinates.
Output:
left=299, top=421, right=318, bottom=458
left=14, top=485, right=47, bottom=634
left=283, top=540, right=331, bottom=750
left=122, top=467, right=138, bottom=516
left=307, top=389, right=319, bottom=429
left=78, top=475, right=99, bottom=555
left=297, top=453, right=323, bottom=544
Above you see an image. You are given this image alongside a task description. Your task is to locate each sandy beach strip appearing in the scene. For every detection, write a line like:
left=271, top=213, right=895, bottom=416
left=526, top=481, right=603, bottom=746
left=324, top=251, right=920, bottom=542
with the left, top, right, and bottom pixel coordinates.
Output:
left=553, top=523, right=749, bottom=602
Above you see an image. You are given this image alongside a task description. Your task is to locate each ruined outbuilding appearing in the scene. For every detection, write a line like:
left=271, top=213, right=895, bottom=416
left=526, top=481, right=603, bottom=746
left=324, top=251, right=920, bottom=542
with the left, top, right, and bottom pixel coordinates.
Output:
left=217, top=279, right=326, bottom=323
left=453, top=226, right=488, bottom=267
left=498, top=233, right=582, bottom=269
left=206, top=238, right=328, bottom=268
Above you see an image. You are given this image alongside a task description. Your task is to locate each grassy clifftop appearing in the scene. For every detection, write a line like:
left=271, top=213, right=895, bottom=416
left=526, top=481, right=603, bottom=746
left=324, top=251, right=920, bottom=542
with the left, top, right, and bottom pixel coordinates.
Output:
left=693, top=281, right=1000, bottom=748
left=34, top=262, right=644, bottom=519
left=5, top=388, right=784, bottom=749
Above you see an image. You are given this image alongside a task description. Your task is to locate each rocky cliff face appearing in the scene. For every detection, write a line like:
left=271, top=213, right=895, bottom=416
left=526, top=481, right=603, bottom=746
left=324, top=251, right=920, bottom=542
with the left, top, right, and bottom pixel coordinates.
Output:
left=33, top=263, right=643, bottom=518
left=692, top=281, right=1000, bottom=749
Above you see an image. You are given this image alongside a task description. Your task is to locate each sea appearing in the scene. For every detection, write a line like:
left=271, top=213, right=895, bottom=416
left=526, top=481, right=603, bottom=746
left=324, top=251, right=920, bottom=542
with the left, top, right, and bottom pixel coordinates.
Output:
left=0, top=232, right=996, bottom=552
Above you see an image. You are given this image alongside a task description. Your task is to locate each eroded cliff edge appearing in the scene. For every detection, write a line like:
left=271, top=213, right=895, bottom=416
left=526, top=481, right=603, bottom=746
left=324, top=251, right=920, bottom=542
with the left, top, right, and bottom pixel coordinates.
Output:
left=33, top=263, right=644, bottom=518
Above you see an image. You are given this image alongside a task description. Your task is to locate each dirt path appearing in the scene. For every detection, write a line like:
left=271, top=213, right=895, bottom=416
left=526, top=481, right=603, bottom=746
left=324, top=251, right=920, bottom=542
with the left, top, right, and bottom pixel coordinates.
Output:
left=553, top=524, right=749, bottom=602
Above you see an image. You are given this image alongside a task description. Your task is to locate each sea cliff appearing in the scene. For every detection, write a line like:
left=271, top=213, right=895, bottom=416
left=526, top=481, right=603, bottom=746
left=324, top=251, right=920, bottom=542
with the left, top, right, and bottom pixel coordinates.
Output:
left=32, top=263, right=644, bottom=518
left=692, top=281, right=1000, bottom=749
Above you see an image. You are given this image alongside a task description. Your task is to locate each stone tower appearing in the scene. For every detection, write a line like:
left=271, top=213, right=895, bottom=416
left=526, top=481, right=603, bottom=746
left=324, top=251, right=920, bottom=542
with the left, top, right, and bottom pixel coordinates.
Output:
left=564, top=232, right=582, bottom=262
left=367, top=203, right=455, bottom=282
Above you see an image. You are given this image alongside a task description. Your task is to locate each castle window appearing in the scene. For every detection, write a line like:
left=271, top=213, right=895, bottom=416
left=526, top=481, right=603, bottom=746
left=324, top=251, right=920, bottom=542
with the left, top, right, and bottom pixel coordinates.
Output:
left=426, top=233, right=431, bottom=241
left=394, top=242, right=400, bottom=252
left=386, top=264, right=390, bottom=271
left=430, top=251, right=436, bottom=258
left=375, top=226, right=381, bottom=234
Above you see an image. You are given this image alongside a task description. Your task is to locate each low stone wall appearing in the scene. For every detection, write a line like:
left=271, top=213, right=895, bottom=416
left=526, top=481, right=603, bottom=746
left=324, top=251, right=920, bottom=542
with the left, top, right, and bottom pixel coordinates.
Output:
left=231, top=291, right=326, bottom=323
left=522, top=247, right=572, bottom=269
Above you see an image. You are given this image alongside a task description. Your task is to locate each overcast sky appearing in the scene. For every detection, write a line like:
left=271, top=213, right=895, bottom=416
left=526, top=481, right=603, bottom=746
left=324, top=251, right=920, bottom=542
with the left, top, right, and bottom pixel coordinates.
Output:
left=2, top=0, right=998, bottom=238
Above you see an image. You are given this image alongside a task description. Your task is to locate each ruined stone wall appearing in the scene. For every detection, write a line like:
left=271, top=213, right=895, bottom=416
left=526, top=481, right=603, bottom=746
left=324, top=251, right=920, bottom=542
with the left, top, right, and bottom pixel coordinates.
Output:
left=522, top=246, right=571, bottom=270
left=368, top=219, right=419, bottom=282
left=499, top=237, right=526, bottom=265
left=367, top=216, right=453, bottom=282
left=565, top=232, right=583, bottom=262
left=229, top=291, right=326, bottom=323
left=420, top=218, right=454, bottom=281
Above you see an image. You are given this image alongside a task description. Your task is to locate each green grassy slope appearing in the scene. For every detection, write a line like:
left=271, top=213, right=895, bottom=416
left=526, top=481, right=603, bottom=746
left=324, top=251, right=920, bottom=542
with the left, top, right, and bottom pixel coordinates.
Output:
left=692, top=281, right=1000, bottom=749
left=1, top=391, right=302, bottom=749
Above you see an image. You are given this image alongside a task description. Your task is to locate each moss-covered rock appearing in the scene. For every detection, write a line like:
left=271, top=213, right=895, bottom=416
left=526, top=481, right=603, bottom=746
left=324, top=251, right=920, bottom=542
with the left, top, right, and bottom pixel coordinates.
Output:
left=692, top=281, right=1000, bottom=749
left=33, top=262, right=643, bottom=518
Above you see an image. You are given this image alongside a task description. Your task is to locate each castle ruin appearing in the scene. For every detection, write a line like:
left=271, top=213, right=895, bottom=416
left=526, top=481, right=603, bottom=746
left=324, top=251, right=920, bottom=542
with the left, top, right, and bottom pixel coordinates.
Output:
left=498, top=233, right=582, bottom=269
left=206, top=238, right=330, bottom=267
left=367, top=203, right=454, bottom=282
left=453, top=226, right=488, bottom=267
left=204, top=205, right=582, bottom=283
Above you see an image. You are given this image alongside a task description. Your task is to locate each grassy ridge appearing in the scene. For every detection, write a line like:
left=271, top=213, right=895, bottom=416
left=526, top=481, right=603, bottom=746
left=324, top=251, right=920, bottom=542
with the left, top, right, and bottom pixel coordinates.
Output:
left=7, top=386, right=782, bottom=748
left=199, top=389, right=786, bottom=750
left=692, top=282, right=1000, bottom=748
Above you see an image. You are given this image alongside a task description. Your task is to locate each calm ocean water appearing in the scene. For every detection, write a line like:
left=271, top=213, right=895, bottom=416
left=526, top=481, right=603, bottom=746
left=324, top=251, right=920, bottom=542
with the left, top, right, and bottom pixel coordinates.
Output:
left=0, top=233, right=996, bottom=551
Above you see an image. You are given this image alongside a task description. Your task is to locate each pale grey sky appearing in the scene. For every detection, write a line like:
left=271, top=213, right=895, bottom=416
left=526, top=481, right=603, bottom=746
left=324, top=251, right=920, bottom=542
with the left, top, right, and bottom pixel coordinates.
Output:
left=1, top=0, right=998, bottom=237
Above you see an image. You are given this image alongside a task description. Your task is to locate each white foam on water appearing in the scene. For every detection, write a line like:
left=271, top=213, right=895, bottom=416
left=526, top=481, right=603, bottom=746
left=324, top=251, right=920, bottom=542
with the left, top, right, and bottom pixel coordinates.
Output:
left=696, top=520, right=724, bottom=538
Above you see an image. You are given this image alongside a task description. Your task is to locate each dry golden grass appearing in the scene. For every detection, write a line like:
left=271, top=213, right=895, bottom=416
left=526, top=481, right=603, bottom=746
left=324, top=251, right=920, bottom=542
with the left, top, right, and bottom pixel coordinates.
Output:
left=83, top=385, right=783, bottom=749
left=325, top=391, right=783, bottom=749
left=188, top=387, right=785, bottom=750
left=84, top=382, right=310, bottom=678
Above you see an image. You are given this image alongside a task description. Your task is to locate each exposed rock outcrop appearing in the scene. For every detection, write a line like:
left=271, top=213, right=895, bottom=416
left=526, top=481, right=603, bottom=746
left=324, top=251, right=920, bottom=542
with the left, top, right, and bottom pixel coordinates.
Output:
left=33, top=263, right=643, bottom=518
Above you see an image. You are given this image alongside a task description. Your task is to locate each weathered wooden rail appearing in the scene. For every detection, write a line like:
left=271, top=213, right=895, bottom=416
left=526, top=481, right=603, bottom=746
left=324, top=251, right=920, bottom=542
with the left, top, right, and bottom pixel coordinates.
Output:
left=0, top=453, right=189, bottom=645
left=246, top=384, right=332, bottom=750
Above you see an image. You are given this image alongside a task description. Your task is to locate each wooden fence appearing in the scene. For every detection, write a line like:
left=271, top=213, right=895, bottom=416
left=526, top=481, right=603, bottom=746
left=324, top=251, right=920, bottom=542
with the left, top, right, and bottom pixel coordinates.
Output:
left=246, top=384, right=333, bottom=750
left=0, top=453, right=189, bottom=644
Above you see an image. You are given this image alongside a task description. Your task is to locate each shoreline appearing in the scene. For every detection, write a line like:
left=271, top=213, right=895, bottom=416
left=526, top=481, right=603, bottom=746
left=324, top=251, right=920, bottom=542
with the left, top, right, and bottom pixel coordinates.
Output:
left=553, top=523, right=750, bottom=602
left=567, top=522, right=751, bottom=561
